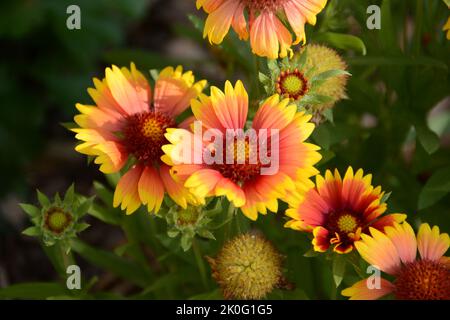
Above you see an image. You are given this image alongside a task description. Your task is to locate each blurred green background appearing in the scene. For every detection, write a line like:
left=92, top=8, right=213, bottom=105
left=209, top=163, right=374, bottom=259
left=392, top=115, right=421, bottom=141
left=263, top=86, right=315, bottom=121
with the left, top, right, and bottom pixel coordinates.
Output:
left=0, top=0, right=449, bottom=299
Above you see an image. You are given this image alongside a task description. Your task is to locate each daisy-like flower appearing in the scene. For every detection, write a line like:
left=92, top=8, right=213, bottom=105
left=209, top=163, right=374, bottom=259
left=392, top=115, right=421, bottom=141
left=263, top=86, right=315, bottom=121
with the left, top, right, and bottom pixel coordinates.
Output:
left=163, top=80, right=321, bottom=220
left=197, top=0, right=328, bottom=59
left=285, top=167, right=406, bottom=253
left=73, top=63, right=206, bottom=214
left=342, top=222, right=449, bottom=300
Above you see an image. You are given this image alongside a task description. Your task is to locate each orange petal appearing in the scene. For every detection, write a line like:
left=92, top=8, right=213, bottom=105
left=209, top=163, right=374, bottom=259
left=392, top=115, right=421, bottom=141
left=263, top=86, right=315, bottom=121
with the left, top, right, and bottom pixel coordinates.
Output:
left=154, top=66, right=206, bottom=117
left=417, top=223, right=450, bottom=262
left=341, top=278, right=394, bottom=300
left=384, top=222, right=417, bottom=264
left=113, top=165, right=144, bottom=214
left=137, top=166, right=164, bottom=213
left=105, top=65, right=149, bottom=115
left=210, top=80, right=248, bottom=129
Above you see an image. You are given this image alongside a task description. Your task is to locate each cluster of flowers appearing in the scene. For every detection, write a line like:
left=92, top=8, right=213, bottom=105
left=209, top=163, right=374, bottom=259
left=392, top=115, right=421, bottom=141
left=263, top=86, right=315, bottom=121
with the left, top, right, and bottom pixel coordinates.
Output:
left=21, top=0, right=449, bottom=300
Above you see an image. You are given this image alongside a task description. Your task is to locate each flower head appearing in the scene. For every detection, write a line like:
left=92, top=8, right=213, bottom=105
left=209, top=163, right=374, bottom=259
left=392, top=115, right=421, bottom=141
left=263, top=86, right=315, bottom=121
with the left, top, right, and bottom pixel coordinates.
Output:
left=198, top=0, right=328, bottom=58
left=163, top=80, right=321, bottom=220
left=260, top=44, right=349, bottom=117
left=20, top=185, right=92, bottom=249
left=207, top=233, right=283, bottom=299
left=72, top=63, right=206, bottom=214
left=164, top=199, right=222, bottom=251
left=342, top=222, right=450, bottom=300
left=285, top=167, right=406, bottom=254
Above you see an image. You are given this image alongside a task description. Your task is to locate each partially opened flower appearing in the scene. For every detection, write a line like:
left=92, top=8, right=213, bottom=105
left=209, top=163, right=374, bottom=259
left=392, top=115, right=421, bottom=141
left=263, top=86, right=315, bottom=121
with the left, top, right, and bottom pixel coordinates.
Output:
left=342, top=222, right=449, bottom=300
left=197, top=0, right=328, bottom=59
left=259, top=44, right=349, bottom=115
left=73, top=64, right=206, bottom=214
left=20, top=185, right=92, bottom=251
left=285, top=167, right=406, bottom=253
left=163, top=80, right=321, bottom=220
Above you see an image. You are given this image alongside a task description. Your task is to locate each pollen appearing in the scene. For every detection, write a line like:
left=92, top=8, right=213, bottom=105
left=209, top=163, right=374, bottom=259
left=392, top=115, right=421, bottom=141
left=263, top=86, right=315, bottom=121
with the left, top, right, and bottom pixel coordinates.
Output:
left=276, top=69, right=308, bottom=100
left=211, top=138, right=264, bottom=185
left=123, top=111, right=176, bottom=165
left=394, top=259, right=450, bottom=300
left=337, top=214, right=358, bottom=233
left=242, top=0, right=287, bottom=11
left=44, top=207, right=72, bottom=234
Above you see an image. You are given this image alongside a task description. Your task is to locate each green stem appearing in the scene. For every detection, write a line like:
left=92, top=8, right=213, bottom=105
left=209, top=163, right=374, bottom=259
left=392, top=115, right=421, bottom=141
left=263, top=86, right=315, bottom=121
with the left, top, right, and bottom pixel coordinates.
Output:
left=225, top=202, right=236, bottom=238
left=192, top=239, right=208, bottom=290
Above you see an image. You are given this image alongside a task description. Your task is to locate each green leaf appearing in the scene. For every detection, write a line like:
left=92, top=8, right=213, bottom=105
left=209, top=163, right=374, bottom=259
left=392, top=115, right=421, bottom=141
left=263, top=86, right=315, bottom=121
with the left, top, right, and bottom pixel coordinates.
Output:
left=258, top=72, right=270, bottom=85
left=332, top=255, right=346, bottom=288
left=64, top=184, right=75, bottom=205
left=380, top=191, right=392, bottom=204
left=197, top=229, right=216, bottom=240
left=149, top=69, right=159, bottom=82
left=22, top=226, right=40, bottom=236
left=88, top=203, right=121, bottom=225
left=298, top=93, right=333, bottom=107
left=70, top=239, right=152, bottom=288
left=418, top=166, right=450, bottom=210
left=311, top=69, right=351, bottom=83
left=19, top=203, right=40, bottom=217
left=93, top=181, right=113, bottom=205
left=315, top=32, right=367, bottom=55
left=76, top=196, right=95, bottom=217
left=0, top=282, right=68, bottom=299
left=322, top=108, right=334, bottom=123
left=75, top=223, right=90, bottom=232
left=188, top=14, right=205, bottom=33
left=415, top=125, right=440, bottom=154
left=181, top=233, right=193, bottom=251
left=36, top=189, right=50, bottom=207
left=167, top=229, right=180, bottom=238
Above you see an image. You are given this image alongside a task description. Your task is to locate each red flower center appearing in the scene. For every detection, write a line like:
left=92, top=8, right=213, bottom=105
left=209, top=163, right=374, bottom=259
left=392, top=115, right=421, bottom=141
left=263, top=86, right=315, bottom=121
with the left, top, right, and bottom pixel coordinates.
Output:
left=243, top=0, right=286, bottom=11
left=395, top=259, right=450, bottom=300
left=276, top=69, right=309, bottom=101
left=123, top=111, right=176, bottom=165
left=211, top=138, right=266, bottom=185
left=324, top=211, right=363, bottom=251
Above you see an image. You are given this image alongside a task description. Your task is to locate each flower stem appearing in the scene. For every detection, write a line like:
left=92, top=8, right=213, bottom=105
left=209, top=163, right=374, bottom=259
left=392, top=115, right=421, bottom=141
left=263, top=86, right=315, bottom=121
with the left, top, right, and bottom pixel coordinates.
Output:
left=192, top=239, right=208, bottom=290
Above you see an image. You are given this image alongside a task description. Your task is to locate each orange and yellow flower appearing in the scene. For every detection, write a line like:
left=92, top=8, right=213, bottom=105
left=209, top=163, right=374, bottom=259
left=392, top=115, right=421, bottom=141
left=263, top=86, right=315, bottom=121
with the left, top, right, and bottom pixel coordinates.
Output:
left=197, top=0, right=328, bottom=59
left=285, top=167, right=406, bottom=253
left=73, top=63, right=206, bottom=214
left=342, top=222, right=449, bottom=300
left=162, top=80, right=321, bottom=220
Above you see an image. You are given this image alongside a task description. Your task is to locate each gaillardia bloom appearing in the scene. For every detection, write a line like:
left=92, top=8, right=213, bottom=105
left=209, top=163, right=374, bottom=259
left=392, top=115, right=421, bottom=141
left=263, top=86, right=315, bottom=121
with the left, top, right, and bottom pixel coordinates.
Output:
left=207, top=233, right=283, bottom=299
left=197, top=0, right=328, bottom=59
left=342, top=222, right=449, bottom=300
left=162, top=80, right=321, bottom=220
left=259, top=44, right=349, bottom=114
left=73, top=63, right=206, bottom=214
left=285, top=167, right=406, bottom=253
